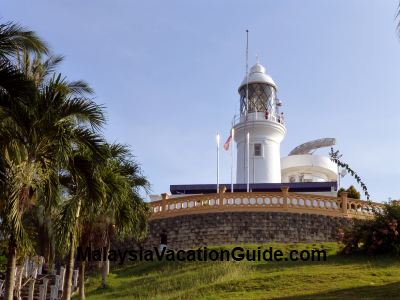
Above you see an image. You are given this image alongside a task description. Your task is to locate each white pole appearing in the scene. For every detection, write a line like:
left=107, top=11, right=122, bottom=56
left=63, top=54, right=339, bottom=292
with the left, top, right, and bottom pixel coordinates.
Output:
left=231, top=128, right=234, bottom=193
left=246, top=132, right=250, bottom=192
left=253, top=145, right=255, bottom=185
left=246, top=30, right=249, bottom=115
left=216, top=133, right=220, bottom=193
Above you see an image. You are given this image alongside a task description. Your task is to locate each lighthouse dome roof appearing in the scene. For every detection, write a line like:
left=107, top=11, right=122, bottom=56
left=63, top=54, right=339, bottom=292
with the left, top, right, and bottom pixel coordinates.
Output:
left=239, top=63, right=276, bottom=91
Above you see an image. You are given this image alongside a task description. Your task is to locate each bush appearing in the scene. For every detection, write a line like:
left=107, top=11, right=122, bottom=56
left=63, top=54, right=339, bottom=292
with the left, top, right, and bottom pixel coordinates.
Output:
left=337, top=185, right=360, bottom=199
left=338, top=201, right=400, bottom=255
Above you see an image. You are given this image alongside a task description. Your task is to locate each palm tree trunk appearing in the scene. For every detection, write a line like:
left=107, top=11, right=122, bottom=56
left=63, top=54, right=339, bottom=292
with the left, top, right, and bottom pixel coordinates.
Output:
left=101, top=241, right=110, bottom=288
left=49, top=237, right=55, bottom=270
left=4, top=236, right=17, bottom=300
left=78, top=260, right=85, bottom=300
left=63, top=199, right=81, bottom=300
left=38, top=224, right=49, bottom=261
left=62, top=232, right=76, bottom=300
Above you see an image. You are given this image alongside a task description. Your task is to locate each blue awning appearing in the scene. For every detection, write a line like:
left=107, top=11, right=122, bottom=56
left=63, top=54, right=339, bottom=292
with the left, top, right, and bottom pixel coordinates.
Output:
left=170, top=181, right=337, bottom=195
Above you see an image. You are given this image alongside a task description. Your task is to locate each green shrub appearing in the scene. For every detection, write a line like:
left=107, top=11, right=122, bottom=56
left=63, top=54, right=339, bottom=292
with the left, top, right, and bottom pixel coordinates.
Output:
left=337, top=185, right=360, bottom=199
left=338, top=201, right=400, bottom=255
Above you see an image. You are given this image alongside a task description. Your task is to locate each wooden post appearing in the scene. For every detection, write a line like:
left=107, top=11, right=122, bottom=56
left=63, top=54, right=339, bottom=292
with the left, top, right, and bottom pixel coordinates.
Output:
left=161, top=193, right=169, bottom=213
left=281, top=186, right=289, bottom=210
left=340, top=192, right=348, bottom=215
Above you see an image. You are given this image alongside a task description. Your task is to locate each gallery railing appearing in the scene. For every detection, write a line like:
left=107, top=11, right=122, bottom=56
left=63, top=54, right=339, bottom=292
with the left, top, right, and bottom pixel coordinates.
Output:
left=149, top=187, right=383, bottom=220
left=233, top=112, right=283, bottom=125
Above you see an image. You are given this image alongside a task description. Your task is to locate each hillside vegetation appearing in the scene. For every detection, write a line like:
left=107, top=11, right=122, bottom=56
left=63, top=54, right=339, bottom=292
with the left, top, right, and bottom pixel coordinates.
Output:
left=81, top=243, right=400, bottom=300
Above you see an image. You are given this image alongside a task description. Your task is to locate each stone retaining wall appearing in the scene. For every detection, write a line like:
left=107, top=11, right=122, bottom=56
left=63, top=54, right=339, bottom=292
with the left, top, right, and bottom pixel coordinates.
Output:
left=138, top=212, right=352, bottom=250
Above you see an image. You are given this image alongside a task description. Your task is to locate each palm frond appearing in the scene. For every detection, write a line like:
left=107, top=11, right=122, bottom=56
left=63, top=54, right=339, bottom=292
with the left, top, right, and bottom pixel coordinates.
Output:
left=0, top=21, right=48, bottom=59
left=58, top=98, right=106, bottom=130
left=67, top=80, right=94, bottom=96
left=72, top=127, right=106, bottom=157
left=0, top=61, right=35, bottom=98
left=54, top=196, right=81, bottom=254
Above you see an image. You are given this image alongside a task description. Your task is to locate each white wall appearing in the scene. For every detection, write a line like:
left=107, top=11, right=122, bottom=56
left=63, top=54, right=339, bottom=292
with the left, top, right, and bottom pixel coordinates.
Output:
left=281, top=154, right=337, bottom=183
left=234, top=112, right=286, bottom=183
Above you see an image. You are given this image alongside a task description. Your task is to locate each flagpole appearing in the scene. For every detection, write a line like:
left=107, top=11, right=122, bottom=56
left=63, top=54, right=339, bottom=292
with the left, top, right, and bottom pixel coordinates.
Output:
left=246, top=132, right=250, bottom=192
left=216, top=133, right=220, bottom=193
left=245, top=30, right=249, bottom=115
left=231, top=128, right=234, bottom=193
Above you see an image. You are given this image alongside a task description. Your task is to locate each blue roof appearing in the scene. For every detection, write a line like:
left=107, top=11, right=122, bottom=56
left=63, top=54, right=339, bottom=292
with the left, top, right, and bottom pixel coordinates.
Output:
left=170, top=181, right=337, bottom=195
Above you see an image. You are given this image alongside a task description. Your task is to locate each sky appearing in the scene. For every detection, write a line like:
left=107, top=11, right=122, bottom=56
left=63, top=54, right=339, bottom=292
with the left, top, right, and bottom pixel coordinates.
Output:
left=3, top=0, right=400, bottom=202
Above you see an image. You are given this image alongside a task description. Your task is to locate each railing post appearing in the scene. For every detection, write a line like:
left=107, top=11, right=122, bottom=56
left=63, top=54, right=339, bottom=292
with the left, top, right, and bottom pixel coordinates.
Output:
left=59, top=266, right=65, bottom=292
left=39, top=284, right=46, bottom=300
left=219, top=186, right=226, bottom=208
left=39, top=278, right=49, bottom=300
left=38, top=256, right=44, bottom=275
left=161, top=193, right=168, bottom=213
left=28, top=279, right=35, bottom=300
left=340, top=192, right=348, bottom=216
left=50, top=285, right=57, bottom=300
left=281, top=186, right=289, bottom=210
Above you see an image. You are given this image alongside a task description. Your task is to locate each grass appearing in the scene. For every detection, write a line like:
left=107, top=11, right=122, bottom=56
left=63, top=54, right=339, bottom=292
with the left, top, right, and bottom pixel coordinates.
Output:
left=81, top=243, right=400, bottom=300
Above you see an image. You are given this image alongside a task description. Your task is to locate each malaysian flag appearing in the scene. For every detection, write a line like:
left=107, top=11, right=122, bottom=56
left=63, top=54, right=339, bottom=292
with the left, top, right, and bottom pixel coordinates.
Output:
left=223, top=134, right=232, bottom=151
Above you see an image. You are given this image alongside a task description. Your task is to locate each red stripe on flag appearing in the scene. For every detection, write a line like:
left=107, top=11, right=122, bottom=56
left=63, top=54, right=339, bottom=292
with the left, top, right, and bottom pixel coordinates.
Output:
left=223, top=135, right=232, bottom=151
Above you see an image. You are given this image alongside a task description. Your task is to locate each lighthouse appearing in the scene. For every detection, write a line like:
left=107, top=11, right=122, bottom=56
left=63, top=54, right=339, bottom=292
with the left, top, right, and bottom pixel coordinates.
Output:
left=234, top=62, right=286, bottom=184
left=159, top=58, right=338, bottom=197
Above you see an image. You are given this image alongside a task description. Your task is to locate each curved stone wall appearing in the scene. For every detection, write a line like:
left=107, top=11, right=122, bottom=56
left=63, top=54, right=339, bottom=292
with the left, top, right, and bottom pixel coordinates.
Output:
left=140, top=212, right=352, bottom=250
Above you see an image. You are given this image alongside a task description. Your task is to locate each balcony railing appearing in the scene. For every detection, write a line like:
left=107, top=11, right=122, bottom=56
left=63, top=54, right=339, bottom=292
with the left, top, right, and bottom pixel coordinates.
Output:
left=149, top=187, right=383, bottom=220
left=233, top=112, right=284, bottom=126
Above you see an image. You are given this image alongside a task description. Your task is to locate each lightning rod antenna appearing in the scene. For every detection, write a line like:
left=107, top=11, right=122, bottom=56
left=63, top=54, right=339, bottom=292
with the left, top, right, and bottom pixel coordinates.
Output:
left=245, top=29, right=249, bottom=115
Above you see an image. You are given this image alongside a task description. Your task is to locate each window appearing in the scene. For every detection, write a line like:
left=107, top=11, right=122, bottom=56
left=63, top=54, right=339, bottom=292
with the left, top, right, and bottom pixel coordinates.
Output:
left=254, top=143, right=262, bottom=156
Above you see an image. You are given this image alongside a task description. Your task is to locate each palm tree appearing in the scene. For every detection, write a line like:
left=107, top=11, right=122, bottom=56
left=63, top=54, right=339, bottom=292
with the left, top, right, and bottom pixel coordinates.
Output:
left=17, top=52, right=91, bottom=266
left=0, top=21, right=49, bottom=300
left=1, top=22, right=150, bottom=300
left=0, top=53, right=105, bottom=300
left=95, top=144, right=150, bottom=290
left=56, top=150, right=106, bottom=300
left=56, top=143, right=150, bottom=300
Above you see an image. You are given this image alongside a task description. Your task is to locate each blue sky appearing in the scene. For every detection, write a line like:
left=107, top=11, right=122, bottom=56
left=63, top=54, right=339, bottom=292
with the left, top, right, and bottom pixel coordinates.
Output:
left=3, top=0, right=400, bottom=201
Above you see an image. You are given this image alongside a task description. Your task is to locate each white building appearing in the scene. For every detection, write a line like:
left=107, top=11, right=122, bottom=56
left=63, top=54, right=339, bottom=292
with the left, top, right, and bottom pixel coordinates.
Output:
left=150, top=60, right=339, bottom=200
left=281, top=138, right=338, bottom=183
left=234, top=61, right=337, bottom=187
left=234, top=62, right=285, bottom=184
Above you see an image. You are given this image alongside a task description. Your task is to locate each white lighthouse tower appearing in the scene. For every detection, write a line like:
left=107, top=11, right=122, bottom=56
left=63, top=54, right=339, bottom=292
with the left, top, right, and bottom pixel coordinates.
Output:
left=234, top=62, right=286, bottom=184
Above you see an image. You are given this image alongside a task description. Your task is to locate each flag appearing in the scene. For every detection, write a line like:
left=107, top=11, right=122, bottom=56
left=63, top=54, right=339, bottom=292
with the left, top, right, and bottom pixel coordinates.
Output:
left=223, top=134, right=232, bottom=151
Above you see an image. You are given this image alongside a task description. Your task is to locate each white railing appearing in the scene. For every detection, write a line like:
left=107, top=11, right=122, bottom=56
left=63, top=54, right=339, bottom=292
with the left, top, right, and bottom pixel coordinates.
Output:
left=233, top=112, right=284, bottom=126
left=149, top=189, right=382, bottom=220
